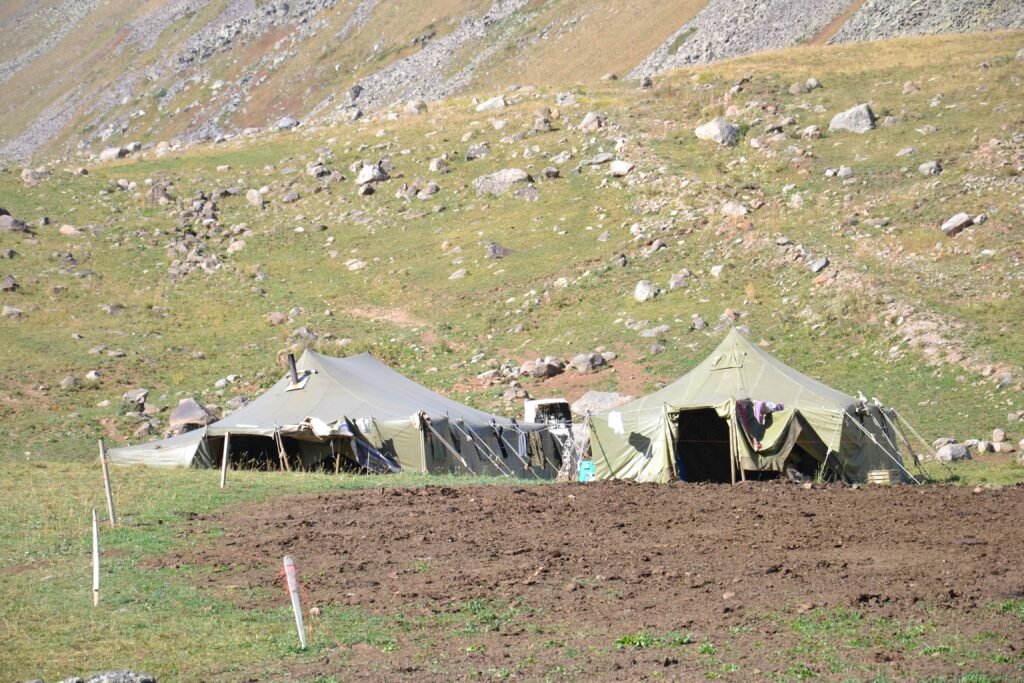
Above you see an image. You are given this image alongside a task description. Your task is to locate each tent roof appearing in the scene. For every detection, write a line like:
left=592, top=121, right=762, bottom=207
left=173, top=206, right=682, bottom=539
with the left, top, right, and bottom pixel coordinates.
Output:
left=610, top=328, right=857, bottom=415
left=210, top=350, right=509, bottom=434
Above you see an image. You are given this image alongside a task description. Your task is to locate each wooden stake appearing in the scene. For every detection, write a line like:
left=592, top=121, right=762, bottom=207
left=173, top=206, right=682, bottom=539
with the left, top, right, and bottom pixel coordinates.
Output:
left=219, top=433, right=230, bottom=489
left=283, top=555, right=307, bottom=649
left=98, top=439, right=116, bottom=529
left=91, top=509, right=100, bottom=606
left=332, top=439, right=341, bottom=475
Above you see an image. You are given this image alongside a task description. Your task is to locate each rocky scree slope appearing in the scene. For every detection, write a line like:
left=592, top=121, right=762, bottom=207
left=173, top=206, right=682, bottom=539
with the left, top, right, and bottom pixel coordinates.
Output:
left=1, top=0, right=1023, bottom=162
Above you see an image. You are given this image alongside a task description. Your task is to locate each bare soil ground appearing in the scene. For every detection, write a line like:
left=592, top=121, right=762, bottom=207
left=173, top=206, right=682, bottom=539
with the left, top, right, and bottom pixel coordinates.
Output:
left=159, top=481, right=1024, bottom=680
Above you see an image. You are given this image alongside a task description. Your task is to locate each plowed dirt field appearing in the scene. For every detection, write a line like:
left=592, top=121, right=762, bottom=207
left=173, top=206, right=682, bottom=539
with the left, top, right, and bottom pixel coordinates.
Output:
left=159, top=480, right=1024, bottom=680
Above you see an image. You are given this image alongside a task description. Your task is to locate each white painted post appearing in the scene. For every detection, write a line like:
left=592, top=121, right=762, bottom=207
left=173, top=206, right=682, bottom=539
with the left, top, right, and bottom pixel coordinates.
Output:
left=98, top=439, right=117, bottom=528
left=91, top=509, right=100, bottom=606
left=219, top=433, right=230, bottom=489
left=283, top=555, right=307, bottom=649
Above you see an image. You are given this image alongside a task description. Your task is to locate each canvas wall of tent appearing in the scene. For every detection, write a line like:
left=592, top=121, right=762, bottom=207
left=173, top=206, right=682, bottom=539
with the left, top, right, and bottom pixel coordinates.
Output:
left=587, top=329, right=914, bottom=484
left=109, top=351, right=565, bottom=479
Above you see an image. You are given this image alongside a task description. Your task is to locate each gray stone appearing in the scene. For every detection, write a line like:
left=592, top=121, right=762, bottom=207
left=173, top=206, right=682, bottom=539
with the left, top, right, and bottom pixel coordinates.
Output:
left=941, top=212, right=973, bottom=237
left=281, top=190, right=300, bottom=204
left=809, top=257, right=830, bottom=273
left=465, top=143, right=490, bottom=161
left=634, top=280, right=660, bottom=303
left=2, top=305, right=23, bottom=318
left=1, top=274, right=18, bottom=291
left=275, top=116, right=299, bottom=131
left=608, top=160, right=634, bottom=177
left=404, top=99, right=427, bottom=115
left=993, top=428, right=1006, bottom=444
left=581, top=152, right=614, bottom=166
left=579, top=112, right=605, bottom=132
left=919, top=160, right=942, bottom=175
left=448, top=268, right=466, bottom=280
left=695, top=117, right=738, bottom=146
left=690, top=315, right=707, bottom=331
left=639, top=324, right=671, bottom=338
left=472, top=168, right=531, bottom=196
left=935, top=442, right=970, bottom=462
left=60, top=375, right=80, bottom=390
left=84, top=671, right=157, bottom=683
left=245, top=189, right=264, bottom=208
left=475, top=95, right=506, bottom=112
left=290, top=326, right=319, bottom=342
left=122, top=388, right=149, bottom=409
left=570, top=391, right=632, bottom=416
left=355, top=162, right=389, bottom=185
left=569, top=352, right=607, bottom=373
left=829, top=103, right=876, bottom=134
left=485, top=242, right=513, bottom=259
left=99, top=147, right=128, bottom=162
left=169, top=398, right=217, bottom=428
left=0, top=214, right=32, bottom=233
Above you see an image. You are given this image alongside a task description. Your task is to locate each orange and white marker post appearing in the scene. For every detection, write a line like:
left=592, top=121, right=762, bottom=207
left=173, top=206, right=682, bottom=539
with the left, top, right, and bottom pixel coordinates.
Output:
left=283, top=555, right=307, bottom=649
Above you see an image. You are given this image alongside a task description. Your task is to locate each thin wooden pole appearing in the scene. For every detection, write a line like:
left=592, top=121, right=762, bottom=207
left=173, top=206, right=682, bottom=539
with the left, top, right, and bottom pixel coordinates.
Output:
left=98, top=439, right=116, bottom=529
left=219, top=433, right=230, bottom=489
left=283, top=555, right=307, bottom=649
left=91, top=509, right=100, bottom=606
left=332, top=439, right=341, bottom=475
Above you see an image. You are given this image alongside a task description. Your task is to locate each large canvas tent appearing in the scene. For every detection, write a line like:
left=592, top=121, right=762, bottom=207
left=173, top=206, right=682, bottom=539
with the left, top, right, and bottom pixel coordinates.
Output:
left=109, top=351, right=563, bottom=478
left=588, top=328, right=907, bottom=483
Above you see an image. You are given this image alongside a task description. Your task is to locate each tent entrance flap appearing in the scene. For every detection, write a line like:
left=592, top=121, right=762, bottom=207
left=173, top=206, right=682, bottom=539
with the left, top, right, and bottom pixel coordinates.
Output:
left=672, top=409, right=733, bottom=483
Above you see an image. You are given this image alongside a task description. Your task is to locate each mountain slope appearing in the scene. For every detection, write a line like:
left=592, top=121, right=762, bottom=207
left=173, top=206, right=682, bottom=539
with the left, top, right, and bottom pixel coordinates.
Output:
left=1, top=32, right=1023, bottom=462
left=1, top=0, right=1022, bottom=162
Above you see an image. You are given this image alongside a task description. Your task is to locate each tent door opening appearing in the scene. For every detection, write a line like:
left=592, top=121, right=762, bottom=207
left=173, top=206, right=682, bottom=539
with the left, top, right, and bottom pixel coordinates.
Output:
left=673, top=409, right=733, bottom=483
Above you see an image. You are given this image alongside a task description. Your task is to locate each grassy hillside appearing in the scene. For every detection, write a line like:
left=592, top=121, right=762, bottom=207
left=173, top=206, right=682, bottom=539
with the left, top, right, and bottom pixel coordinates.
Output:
left=1, top=32, right=1023, bottom=471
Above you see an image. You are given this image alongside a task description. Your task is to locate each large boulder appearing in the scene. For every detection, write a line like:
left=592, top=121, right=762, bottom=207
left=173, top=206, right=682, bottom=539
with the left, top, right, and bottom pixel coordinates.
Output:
left=935, top=442, right=970, bottom=462
left=634, top=280, right=660, bottom=303
left=829, top=104, right=876, bottom=134
left=475, top=95, right=506, bottom=112
left=570, top=391, right=634, bottom=416
left=355, top=162, right=389, bottom=185
left=694, top=117, right=739, bottom=146
left=168, top=398, right=217, bottom=428
left=941, top=212, right=973, bottom=237
left=472, top=168, right=531, bottom=196
left=569, top=352, right=607, bottom=373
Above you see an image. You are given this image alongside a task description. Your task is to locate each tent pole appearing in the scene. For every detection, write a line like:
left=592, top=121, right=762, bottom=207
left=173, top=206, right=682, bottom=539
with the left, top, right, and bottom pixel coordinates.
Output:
left=728, top=403, right=737, bottom=485
left=98, top=438, right=117, bottom=529
left=219, top=432, right=230, bottom=489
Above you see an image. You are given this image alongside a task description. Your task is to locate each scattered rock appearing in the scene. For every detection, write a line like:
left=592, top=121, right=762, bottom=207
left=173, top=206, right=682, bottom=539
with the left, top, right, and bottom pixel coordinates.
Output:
left=608, top=160, right=635, bottom=177
left=404, top=99, right=427, bottom=115
left=122, top=388, right=149, bottom=410
left=579, top=112, right=605, bottom=132
left=993, top=428, right=1006, bottom=444
left=169, top=398, right=217, bottom=428
left=690, top=315, right=707, bottom=331
left=466, top=143, right=490, bottom=161
left=935, top=442, right=970, bottom=462
left=695, top=117, right=739, bottom=146
left=829, top=103, right=876, bottom=134
left=809, top=257, right=830, bottom=273
left=449, top=269, right=466, bottom=280
left=940, top=212, right=973, bottom=237
left=634, top=280, right=660, bottom=303
left=569, top=352, right=607, bottom=373
left=1, top=274, right=18, bottom=291
left=275, top=116, right=299, bottom=131
left=475, top=95, right=506, bottom=112
left=485, top=242, right=513, bottom=259
left=2, top=305, right=23, bottom=318
left=902, top=81, right=919, bottom=95
left=245, top=189, right=264, bottom=208
left=918, top=160, right=942, bottom=175
left=472, top=168, right=531, bottom=196
left=570, top=391, right=633, bottom=416
left=60, top=375, right=80, bottom=390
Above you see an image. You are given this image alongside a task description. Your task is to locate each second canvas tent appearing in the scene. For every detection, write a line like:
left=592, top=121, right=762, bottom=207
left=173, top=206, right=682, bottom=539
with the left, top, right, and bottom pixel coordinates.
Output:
left=588, top=328, right=907, bottom=483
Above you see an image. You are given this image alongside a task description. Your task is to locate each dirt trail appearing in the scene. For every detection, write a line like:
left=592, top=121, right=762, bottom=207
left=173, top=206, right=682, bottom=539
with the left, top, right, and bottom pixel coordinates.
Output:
left=159, top=480, right=1024, bottom=680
